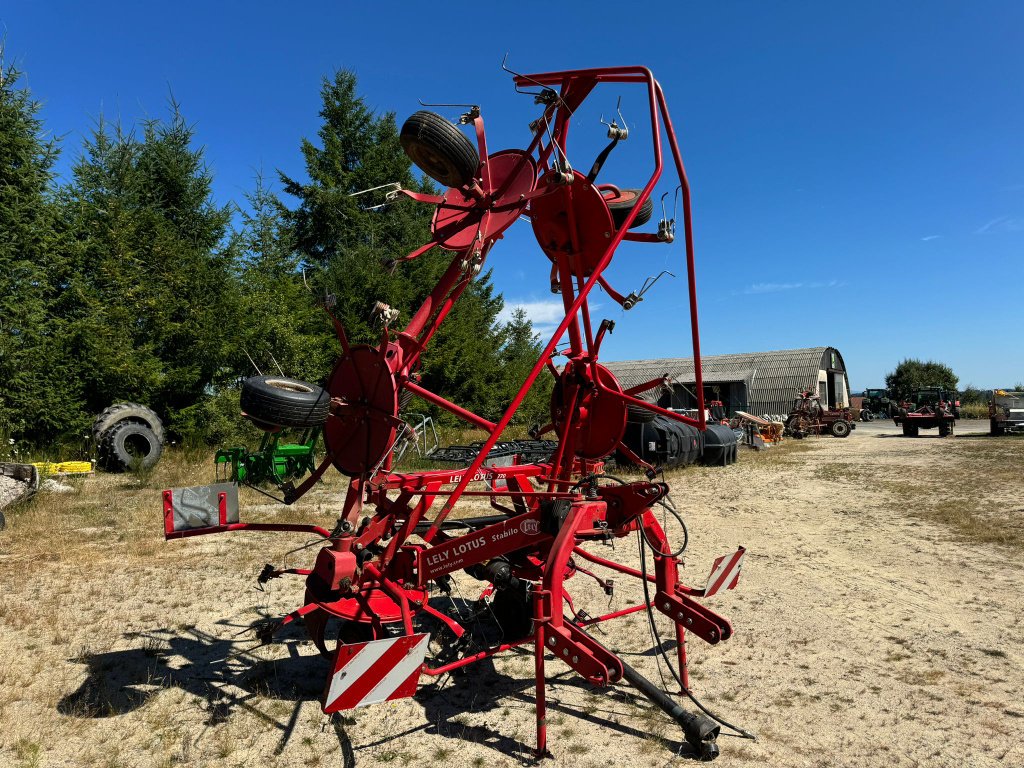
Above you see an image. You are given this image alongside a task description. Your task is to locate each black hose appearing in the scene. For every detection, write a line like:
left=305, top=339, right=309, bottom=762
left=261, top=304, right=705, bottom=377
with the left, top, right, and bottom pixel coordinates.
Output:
left=637, top=530, right=756, bottom=741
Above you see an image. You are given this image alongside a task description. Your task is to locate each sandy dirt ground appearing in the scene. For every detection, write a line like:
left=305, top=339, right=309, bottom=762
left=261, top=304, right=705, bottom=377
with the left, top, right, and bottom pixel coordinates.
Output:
left=0, top=420, right=1021, bottom=767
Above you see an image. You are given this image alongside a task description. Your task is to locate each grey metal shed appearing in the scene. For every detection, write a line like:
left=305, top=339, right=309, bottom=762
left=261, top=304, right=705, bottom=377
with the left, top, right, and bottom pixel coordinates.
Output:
left=604, top=346, right=851, bottom=419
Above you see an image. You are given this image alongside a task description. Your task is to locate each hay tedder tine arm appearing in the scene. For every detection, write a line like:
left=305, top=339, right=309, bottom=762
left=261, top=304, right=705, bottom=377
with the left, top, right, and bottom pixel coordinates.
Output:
left=282, top=454, right=333, bottom=505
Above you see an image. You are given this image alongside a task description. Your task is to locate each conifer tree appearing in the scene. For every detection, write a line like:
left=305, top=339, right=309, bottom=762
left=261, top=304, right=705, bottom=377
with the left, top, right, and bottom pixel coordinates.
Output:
left=0, top=56, right=68, bottom=441
left=58, top=103, right=237, bottom=431
left=279, top=70, right=510, bottom=421
left=497, top=307, right=552, bottom=426
left=231, top=174, right=336, bottom=383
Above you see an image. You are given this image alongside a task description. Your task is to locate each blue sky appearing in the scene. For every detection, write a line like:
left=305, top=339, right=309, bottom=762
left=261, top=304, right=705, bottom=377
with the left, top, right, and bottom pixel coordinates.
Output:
left=3, top=2, right=1022, bottom=390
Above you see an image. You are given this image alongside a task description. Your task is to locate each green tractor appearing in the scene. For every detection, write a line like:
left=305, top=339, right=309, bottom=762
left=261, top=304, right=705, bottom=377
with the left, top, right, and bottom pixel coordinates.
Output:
left=861, top=388, right=895, bottom=421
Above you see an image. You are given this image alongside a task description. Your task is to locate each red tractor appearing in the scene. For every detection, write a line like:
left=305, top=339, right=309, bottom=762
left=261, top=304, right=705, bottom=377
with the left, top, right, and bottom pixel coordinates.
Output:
left=160, top=65, right=751, bottom=760
left=893, top=387, right=958, bottom=437
left=784, top=390, right=856, bottom=438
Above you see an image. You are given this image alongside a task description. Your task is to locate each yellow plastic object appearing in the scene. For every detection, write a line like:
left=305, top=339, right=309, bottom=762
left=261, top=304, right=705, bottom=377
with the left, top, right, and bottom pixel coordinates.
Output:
left=31, top=461, right=94, bottom=476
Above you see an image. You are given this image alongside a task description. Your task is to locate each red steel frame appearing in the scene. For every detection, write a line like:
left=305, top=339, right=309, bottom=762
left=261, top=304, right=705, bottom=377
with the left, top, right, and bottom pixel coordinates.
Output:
left=164, top=66, right=739, bottom=761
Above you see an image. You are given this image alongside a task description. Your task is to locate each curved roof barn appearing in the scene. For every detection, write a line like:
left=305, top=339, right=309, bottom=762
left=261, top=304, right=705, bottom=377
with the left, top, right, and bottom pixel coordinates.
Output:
left=605, top=346, right=851, bottom=419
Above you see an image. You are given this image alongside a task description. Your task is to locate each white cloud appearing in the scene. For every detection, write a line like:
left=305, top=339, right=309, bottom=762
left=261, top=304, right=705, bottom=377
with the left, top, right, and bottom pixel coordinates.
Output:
left=498, top=298, right=565, bottom=339
left=498, top=297, right=607, bottom=341
left=921, top=235, right=941, bottom=241
left=741, top=279, right=842, bottom=295
left=976, top=215, right=1023, bottom=234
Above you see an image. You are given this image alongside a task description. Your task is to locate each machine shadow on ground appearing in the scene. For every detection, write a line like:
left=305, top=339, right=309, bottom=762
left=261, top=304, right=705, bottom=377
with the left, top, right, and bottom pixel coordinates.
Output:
left=56, top=600, right=699, bottom=763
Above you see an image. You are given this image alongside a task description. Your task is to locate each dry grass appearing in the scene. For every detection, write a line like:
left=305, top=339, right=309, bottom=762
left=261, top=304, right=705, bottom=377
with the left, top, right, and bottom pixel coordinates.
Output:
left=1, top=429, right=1022, bottom=767
left=810, top=435, right=1024, bottom=550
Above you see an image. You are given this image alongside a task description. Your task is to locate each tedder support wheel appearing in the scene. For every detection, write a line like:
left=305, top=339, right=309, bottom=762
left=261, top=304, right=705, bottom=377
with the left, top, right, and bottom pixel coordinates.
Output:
left=99, top=421, right=163, bottom=472
left=901, top=423, right=918, bottom=437
left=92, top=403, right=165, bottom=447
left=400, top=111, right=480, bottom=189
left=240, top=376, right=329, bottom=429
left=603, top=188, right=654, bottom=229
left=830, top=420, right=852, bottom=438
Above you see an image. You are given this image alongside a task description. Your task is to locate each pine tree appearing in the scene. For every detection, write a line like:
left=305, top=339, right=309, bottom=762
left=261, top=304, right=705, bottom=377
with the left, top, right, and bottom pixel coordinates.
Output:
left=57, top=103, right=237, bottom=433
left=0, top=56, right=69, bottom=441
left=232, top=174, right=336, bottom=383
left=279, top=70, right=509, bottom=421
left=497, top=307, right=552, bottom=426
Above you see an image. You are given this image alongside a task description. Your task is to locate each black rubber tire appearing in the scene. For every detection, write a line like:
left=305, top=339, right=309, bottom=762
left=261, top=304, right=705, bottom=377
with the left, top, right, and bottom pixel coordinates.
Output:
left=240, top=376, right=329, bottom=429
left=626, top=402, right=659, bottom=423
left=604, top=188, right=654, bottom=229
left=0, top=510, right=6, bottom=532
left=91, top=403, right=164, bottom=447
left=400, top=111, right=479, bottom=188
left=991, top=420, right=1004, bottom=436
left=99, top=422, right=163, bottom=472
left=830, top=420, right=851, bottom=438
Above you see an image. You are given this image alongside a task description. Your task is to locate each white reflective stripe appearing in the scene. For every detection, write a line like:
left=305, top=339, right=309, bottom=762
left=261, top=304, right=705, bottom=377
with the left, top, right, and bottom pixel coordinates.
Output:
left=705, top=550, right=743, bottom=596
left=705, top=556, right=732, bottom=592
left=359, top=634, right=430, bottom=706
left=324, top=639, right=393, bottom=708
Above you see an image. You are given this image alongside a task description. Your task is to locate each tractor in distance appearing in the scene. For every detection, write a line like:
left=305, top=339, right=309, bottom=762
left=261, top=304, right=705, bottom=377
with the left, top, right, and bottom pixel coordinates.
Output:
left=893, top=387, right=959, bottom=437
left=784, top=390, right=856, bottom=438
left=860, top=388, right=895, bottom=421
left=989, top=389, right=1024, bottom=435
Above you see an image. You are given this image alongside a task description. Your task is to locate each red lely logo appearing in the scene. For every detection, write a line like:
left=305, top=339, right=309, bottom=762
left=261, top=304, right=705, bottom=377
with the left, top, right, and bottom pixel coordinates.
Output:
left=520, top=519, right=539, bottom=535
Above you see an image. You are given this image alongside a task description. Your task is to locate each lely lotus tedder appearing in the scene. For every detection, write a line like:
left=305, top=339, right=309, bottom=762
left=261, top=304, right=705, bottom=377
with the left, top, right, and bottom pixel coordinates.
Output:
left=162, top=64, right=750, bottom=760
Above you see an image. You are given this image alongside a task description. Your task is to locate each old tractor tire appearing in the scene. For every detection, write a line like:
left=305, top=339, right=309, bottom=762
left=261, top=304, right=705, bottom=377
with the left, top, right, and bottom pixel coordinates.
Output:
left=400, top=111, right=479, bottom=189
left=991, top=419, right=1004, bottom=436
left=830, top=420, right=852, bottom=438
left=99, top=421, right=163, bottom=472
left=902, top=423, right=918, bottom=437
left=92, top=403, right=165, bottom=447
left=626, top=402, right=659, bottom=423
left=240, top=376, right=329, bottom=429
left=0, top=510, right=5, bottom=531
left=604, top=188, right=654, bottom=229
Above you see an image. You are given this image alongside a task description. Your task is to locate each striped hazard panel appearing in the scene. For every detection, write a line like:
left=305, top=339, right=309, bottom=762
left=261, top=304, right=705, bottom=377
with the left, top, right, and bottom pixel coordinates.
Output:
left=322, top=633, right=430, bottom=713
left=703, top=547, right=745, bottom=597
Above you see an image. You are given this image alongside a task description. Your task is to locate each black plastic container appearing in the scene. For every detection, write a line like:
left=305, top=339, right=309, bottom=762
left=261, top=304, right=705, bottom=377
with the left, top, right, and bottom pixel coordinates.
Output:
left=700, top=424, right=738, bottom=466
left=619, top=416, right=703, bottom=468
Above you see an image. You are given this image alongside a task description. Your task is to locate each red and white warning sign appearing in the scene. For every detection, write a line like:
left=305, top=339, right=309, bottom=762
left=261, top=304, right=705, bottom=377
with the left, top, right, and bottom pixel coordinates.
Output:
left=322, top=632, right=430, bottom=713
left=703, top=546, right=745, bottom=597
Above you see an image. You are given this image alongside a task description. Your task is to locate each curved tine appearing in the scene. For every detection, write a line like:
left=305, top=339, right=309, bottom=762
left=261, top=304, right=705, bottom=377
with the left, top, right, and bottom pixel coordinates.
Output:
left=502, top=53, right=574, bottom=116
left=417, top=98, right=478, bottom=109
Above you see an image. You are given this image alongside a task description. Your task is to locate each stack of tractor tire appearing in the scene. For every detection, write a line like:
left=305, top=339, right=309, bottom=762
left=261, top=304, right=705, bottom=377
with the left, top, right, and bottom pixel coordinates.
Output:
left=93, top=404, right=165, bottom=472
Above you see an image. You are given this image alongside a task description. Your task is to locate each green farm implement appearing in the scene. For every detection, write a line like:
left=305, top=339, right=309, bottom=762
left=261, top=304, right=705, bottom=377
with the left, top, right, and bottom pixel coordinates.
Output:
left=216, top=428, right=320, bottom=489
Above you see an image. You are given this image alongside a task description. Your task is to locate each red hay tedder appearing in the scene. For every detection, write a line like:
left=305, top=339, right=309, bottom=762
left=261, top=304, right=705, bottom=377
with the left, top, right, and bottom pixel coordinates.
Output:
left=162, top=64, right=750, bottom=761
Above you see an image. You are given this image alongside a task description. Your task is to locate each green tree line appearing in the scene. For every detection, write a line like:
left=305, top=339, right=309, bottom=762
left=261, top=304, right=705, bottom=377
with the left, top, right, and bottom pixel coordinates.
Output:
left=0, top=59, right=550, bottom=449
